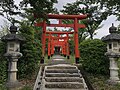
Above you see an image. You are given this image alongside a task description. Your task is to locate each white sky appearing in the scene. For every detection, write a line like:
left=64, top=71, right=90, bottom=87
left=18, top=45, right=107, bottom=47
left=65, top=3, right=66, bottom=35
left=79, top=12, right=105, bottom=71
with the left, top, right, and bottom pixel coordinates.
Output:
left=0, top=0, right=120, bottom=39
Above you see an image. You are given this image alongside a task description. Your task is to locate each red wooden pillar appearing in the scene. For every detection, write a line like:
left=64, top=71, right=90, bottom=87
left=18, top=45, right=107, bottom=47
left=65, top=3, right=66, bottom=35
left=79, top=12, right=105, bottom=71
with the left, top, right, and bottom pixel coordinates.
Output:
left=64, top=41, right=67, bottom=57
left=51, top=38, right=54, bottom=56
left=58, top=34, right=60, bottom=55
left=66, top=33, right=70, bottom=59
left=50, top=36, right=52, bottom=57
left=58, top=34, right=60, bottom=41
left=63, top=43, right=65, bottom=56
left=74, top=18, right=80, bottom=63
left=48, top=33, right=51, bottom=59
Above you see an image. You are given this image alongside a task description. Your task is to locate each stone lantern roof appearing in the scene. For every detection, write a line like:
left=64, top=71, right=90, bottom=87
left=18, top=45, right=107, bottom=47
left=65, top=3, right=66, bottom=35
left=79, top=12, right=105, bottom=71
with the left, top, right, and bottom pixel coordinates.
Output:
left=101, top=23, right=120, bottom=41
left=10, top=25, right=17, bottom=34
left=1, top=25, right=25, bottom=42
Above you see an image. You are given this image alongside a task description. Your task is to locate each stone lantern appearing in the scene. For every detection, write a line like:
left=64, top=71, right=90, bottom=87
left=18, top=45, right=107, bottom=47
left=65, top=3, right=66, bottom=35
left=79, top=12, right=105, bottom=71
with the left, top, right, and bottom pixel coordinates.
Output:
left=102, top=23, right=120, bottom=84
left=1, top=24, right=25, bottom=89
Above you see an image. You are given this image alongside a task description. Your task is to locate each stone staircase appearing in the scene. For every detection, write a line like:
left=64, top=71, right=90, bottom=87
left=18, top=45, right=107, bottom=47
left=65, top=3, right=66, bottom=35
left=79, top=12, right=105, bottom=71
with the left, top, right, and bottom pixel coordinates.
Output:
left=39, top=64, right=88, bottom=90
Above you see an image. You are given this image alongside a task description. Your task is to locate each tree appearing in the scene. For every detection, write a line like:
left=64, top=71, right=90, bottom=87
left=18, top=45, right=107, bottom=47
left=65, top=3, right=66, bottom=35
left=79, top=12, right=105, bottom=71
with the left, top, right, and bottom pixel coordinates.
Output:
left=0, top=41, right=7, bottom=84
left=79, top=39, right=109, bottom=75
left=61, top=0, right=108, bottom=39
left=18, top=21, right=42, bottom=78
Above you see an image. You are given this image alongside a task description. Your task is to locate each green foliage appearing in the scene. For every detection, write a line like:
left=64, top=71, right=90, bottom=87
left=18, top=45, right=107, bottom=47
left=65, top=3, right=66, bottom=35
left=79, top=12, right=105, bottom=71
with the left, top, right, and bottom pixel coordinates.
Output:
left=79, top=39, right=109, bottom=75
left=18, top=22, right=42, bottom=79
left=0, top=84, right=7, bottom=90
left=0, top=41, right=7, bottom=84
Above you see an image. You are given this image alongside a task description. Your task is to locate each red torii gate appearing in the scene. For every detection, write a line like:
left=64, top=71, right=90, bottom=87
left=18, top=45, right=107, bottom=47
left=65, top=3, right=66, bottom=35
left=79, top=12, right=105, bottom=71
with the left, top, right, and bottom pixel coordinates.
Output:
left=34, top=14, right=87, bottom=63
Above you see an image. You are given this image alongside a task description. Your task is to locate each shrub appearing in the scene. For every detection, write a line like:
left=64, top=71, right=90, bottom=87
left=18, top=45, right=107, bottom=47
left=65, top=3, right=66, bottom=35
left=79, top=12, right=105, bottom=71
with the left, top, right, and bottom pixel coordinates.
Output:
left=79, top=39, right=109, bottom=75
left=18, top=23, right=42, bottom=79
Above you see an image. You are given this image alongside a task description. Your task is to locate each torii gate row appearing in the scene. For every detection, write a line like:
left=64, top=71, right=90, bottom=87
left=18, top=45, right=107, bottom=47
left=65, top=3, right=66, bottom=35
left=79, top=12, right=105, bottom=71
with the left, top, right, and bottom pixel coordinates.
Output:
left=47, top=33, right=71, bottom=59
left=54, top=40, right=69, bottom=57
left=48, top=39, right=69, bottom=59
left=34, top=14, right=87, bottom=63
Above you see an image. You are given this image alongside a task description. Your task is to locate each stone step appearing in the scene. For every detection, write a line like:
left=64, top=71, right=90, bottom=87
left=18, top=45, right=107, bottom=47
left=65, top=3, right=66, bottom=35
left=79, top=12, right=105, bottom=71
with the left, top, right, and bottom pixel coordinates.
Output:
left=45, top=69, right=78, bottom=73
left=47, top=66, right=77, bottom=69
left=48, top=61, right=70, bottom=65
left=45, top=82, right=84, bottom=89
left=45, top=77, right=83, bottom=82
left=41, top=89, right=85, bottom=90
left=52, top=57, right=65, bottom=59
left=45, top=73, right=81, bottom=77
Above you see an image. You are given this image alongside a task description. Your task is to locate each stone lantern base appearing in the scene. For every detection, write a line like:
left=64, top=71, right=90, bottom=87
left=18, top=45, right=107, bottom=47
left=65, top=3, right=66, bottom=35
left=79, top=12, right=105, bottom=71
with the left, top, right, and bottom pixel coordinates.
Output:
left=105, top=52, right=120, bottom=85
left=107, top=79, right=120, bottom=85
left=6, top=81, right=22, bottom=90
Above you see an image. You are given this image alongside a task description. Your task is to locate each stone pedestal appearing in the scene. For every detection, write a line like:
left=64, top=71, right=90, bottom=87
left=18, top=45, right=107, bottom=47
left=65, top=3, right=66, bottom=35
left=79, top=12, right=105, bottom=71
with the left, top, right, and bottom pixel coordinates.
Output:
left=4, top=52, right=22, bottom=89
left=109, top=58, right=120, bottom=84
left=105, top=52, right=120, bottom=84
left=109, top=58, right=119, bottom=81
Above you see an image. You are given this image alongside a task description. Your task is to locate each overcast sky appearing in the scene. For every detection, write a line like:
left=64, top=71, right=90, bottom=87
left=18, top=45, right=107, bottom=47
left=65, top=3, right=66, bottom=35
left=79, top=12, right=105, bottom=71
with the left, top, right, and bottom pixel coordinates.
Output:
left=0, top=0, right=120, bottom=39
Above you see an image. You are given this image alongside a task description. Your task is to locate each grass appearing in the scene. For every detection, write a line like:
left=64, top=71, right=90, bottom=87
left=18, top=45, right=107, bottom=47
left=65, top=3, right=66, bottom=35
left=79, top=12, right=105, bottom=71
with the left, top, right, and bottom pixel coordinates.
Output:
left=66, top=55, right=75, bottom=64
left=20, top=85, right=32, bottom=90
left=0, top=84, right=32, bottom=90
left=44, top=55, right=49, bottom=64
